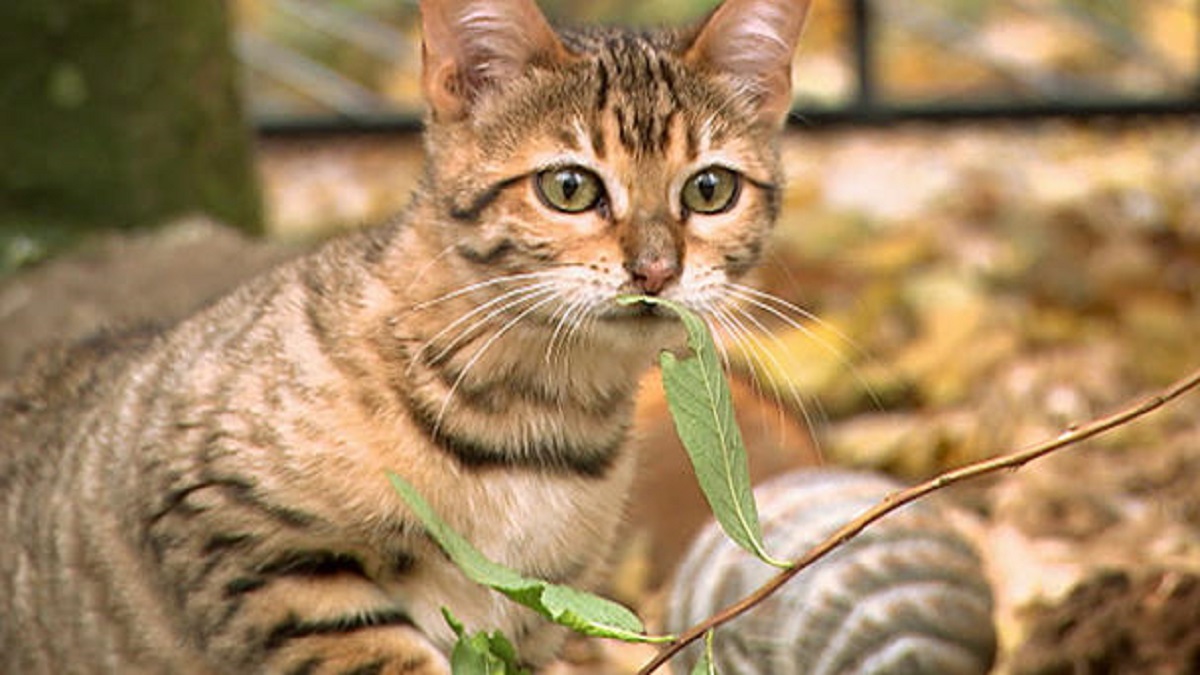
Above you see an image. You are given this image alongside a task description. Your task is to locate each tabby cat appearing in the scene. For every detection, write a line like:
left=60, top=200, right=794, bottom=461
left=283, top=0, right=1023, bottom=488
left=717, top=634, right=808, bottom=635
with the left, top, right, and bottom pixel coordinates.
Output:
left=0, top=0, right=811, bottom=671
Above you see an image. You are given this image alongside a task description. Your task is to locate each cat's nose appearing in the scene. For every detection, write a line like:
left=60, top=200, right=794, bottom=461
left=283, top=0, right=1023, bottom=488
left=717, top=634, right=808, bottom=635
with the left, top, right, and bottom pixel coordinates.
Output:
left=628, top=255, right=681, bottom=296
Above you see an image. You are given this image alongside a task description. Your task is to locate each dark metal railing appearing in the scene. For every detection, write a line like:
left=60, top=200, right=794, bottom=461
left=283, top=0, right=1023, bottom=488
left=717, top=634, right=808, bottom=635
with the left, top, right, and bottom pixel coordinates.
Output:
left=797, top=0, right=1200, bottom=127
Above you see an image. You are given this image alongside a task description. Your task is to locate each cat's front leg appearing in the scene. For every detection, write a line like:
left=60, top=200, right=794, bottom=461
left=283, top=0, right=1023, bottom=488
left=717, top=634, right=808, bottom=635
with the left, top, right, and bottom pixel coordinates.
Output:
left=201, top=562, right=450, bottom=674
left=225, top=571, right=447, bottom=672
left=260, top=621, right=450, bottom=675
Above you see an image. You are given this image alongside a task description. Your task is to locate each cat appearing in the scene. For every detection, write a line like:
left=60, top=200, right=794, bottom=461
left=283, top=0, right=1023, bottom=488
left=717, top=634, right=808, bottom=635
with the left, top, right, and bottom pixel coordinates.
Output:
left=0, top=0, right=811, bottom=671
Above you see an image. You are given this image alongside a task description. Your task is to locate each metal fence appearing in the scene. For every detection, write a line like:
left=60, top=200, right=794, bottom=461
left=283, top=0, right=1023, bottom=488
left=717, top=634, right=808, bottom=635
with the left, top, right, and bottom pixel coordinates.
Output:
left=823, top=0, right=1200, bottom=126
left=246, top=0, right=1200, bottom=135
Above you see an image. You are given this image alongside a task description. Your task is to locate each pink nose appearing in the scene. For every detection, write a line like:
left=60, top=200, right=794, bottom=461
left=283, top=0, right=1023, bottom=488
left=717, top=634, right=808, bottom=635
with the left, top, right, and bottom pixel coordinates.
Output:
left=630, top=256, right=680, bottom=295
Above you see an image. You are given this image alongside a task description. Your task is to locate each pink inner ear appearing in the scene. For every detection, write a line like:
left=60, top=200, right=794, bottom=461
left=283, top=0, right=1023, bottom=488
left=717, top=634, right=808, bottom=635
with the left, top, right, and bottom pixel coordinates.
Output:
left=685, top=0, right=812, bottom=125
left=419, top=0, right=575, bottom=120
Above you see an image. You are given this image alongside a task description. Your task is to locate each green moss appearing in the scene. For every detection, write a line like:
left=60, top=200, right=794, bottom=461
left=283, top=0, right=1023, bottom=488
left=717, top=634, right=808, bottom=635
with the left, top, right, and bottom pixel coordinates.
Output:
left=0, top=218, right=89, bottom=277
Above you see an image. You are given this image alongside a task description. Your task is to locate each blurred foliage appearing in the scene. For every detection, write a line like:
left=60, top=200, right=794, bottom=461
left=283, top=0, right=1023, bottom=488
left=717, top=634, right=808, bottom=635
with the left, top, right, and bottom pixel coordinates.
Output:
left=0, top=225, right=78, bottom=277
left=876, top=0, right=1197, bottom=102
left=234, top=0, right=1197, bottom=118
left=537, top=0, right=719, bottom=25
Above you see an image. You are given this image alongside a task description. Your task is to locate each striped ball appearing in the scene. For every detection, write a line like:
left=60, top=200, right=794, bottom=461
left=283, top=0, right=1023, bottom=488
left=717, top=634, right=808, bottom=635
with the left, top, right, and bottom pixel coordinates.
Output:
left=664, top=469, right=996, bottom=675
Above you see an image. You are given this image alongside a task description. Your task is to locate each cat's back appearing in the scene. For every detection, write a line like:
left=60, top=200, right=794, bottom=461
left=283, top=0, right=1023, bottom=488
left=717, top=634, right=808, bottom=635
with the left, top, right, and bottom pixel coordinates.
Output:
left=1, top=326, right=157, bottom=471
left=0, top=236, right=360, bottom=671
left=0, top=323, right=190, bottom=670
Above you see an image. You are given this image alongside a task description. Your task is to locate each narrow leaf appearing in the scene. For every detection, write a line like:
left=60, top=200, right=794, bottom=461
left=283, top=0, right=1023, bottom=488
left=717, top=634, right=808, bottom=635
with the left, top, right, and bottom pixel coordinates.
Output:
left=618, top=295, right=789, bottom=568
left=389, top=473, right=672, bottom=644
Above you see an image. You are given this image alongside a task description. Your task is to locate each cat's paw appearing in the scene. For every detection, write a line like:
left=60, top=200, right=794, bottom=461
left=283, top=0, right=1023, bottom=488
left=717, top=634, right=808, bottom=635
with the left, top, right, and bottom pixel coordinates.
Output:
left=264, top=624, right=451, bottom=674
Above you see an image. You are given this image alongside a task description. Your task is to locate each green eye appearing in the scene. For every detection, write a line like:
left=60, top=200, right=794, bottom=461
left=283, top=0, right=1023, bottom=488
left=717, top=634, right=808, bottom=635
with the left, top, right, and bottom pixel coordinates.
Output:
left=535, top=167, right=603, bottom=213
left=682, top=167, right=740, bottom=215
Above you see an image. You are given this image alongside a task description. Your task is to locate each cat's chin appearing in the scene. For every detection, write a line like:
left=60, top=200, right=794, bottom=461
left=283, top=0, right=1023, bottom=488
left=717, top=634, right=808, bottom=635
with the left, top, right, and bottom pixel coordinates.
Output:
left=588, top=299, right=687, bottom=353
left=598, top=298, right=675, bottom=322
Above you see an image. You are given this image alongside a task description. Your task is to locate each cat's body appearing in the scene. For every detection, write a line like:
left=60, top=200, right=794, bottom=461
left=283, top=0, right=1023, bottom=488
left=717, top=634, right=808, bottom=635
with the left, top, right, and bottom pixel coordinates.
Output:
left=1, top=0, right=810, bottom=671
left=3, top=226, right=643, bottom=672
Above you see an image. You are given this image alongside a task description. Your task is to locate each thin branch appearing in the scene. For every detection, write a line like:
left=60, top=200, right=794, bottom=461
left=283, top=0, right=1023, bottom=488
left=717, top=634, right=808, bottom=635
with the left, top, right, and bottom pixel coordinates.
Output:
left=639, top=365, right=1200, bottom=674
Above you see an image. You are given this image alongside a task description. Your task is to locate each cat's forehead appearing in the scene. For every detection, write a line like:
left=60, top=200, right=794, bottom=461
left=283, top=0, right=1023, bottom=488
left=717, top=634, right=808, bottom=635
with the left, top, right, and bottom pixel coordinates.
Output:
left=461, top=22, right=780, bottom=202
left=558, top=25, right=688, bottom=68
left=560, top=23, right=685, bottom=50
left=560, top=27, right=707, bottom=156
left=474, top=26, right=742, bottom=147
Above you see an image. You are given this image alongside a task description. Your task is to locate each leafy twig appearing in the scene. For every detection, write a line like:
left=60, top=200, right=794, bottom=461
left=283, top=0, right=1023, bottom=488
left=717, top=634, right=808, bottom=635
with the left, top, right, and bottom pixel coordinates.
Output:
left=619, top=295, right=789, bottom=568
left=638, top=366, right=1200, bottom=674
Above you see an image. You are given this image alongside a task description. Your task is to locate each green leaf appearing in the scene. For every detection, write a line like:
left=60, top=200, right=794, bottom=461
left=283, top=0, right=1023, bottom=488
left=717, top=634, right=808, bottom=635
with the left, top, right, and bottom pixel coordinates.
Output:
left=388, top=473, right=672, bottom=645
left=618, top=295, right=790, bottom=568
left=692, top=630, right=718, bottom=675
left=444, top=608, right=529, bottom=675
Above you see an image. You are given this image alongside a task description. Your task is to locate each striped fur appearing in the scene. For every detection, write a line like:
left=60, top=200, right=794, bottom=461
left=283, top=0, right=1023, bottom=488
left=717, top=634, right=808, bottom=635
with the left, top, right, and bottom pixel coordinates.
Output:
left=0, top=0, right=809, bottom=672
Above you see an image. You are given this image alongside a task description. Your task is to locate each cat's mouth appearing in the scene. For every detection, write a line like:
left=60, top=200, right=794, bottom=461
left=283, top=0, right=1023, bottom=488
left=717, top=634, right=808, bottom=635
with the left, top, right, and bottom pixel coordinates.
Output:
left=604, top=297, right=673, bottom=321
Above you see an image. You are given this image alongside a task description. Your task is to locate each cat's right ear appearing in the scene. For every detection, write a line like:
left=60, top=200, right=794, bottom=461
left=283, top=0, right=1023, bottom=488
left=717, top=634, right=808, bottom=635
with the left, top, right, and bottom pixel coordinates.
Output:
left=685, top=0, right=813, bottom=127
left=419, top=0, right=574, bottom=121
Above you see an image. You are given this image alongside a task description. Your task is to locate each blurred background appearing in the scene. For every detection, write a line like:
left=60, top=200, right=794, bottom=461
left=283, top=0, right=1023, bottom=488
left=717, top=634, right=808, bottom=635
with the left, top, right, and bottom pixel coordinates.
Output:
left=232, top=0, right=1199, bottom=120
left=2, top=1, right=1199, bottom=672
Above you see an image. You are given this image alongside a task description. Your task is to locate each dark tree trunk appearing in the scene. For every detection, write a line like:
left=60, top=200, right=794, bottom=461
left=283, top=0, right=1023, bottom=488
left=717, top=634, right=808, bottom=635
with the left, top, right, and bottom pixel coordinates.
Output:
left=0, top=0, right=263, bottom=270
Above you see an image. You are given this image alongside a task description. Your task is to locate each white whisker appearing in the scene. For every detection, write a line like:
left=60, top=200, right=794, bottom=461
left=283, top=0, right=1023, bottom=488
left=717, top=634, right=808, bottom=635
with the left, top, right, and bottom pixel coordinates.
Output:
left=435, top=292, right=563, bottom=433
left=412, top=282, right=558, bottom=372
left=545, top=291, right=596, bottom=368
left=566, top=299, right=604, bottom=351
left=404, top=244, right=459, bottom=294
left=724, top=283, right=873, bottom=363
left=700, top=309, right=738, bottom=380
left=709, top=307, right=777, bottom=404
left=714, top=307, right=804, bottom=428
left=409, top=271, right=562, bottom=312
left=723, top=303, right=829, bottom=456
left=424, top=283, right=559, bottom=367
left=723, top=283, right=884, bottom=410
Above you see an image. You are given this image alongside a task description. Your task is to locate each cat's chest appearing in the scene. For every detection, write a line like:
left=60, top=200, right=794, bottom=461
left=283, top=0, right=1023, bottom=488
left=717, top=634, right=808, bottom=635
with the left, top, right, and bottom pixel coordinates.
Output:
left=388, top=459, right=636, bottom=649
left=460, top=466, right=633, bottom=575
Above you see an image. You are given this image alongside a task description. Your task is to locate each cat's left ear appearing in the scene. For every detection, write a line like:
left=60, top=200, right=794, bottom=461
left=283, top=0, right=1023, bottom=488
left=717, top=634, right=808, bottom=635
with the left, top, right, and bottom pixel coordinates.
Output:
left=685, top=0, right=813, bottom=127
left=419, top=0, right=575, bottom=121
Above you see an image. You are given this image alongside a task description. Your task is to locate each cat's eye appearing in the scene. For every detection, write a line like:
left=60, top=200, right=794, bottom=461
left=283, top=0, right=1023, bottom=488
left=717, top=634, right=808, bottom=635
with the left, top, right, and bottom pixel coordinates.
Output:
left=682, top=167, right=741, bottom=215
left=535, top=167, right=603, bottom=214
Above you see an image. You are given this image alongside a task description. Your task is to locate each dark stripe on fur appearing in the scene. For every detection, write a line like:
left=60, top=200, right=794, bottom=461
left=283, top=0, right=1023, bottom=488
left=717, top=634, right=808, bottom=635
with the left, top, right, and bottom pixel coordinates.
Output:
left=224, top=550, right=379, bottom=601
left=148, top=478, right=253, bottom=526
left=402, top=392, right=624, bottom=478
left=203, top=532, right=258, bottom=555
left=259, top=550, right=367, bottom=578
left=448, top=176, right=525, bottom=223
left=264, top=609, right=414, bottom=651
left=147, top=476, right=319, bottom=567
left=614, top=106, right=635, bottom=151
left=594, top=57, right=610, bottom=112
left=224, top=479, right=319, bottom=528
left=191, top=532, right=260, bottom=592
left=394, top=549, right=417, bottom=575
left=280, top=653, right=415, bottom=675
left=225, top=577, right=267, bottom=597
left=456, top=238, right=516, bottom=266
left=209, top=592, right=249, bottom=640
left=341, top=660, right=389, bottom=675
left=285, top=658, right=324, bottom=675
left=423, top=362, right=629, bottom=419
